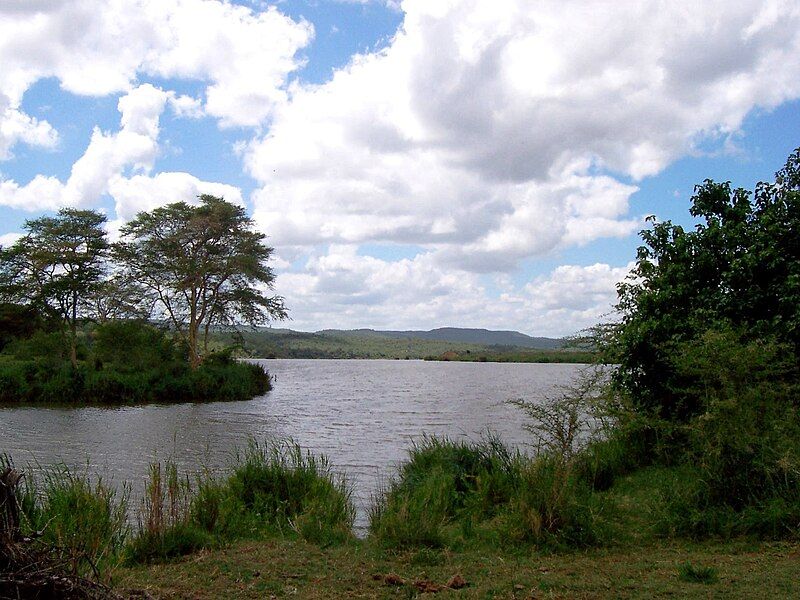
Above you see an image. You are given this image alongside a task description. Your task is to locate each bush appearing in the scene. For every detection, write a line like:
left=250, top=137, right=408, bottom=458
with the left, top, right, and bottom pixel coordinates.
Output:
left=368, top=436, right=604, bottom=550
left=499, top=456, right=603, bottom=548
left=223, top=440, right=354, bottom=543
left=0, top=359, right=31, bottom=403
left=672, top=331, right=800, bottom=507
left=0, top=354, right=270, bottom=405
left=641, top=330, right=800, bottom=538
left=126, top=461, right=216, bottom=564
left=92, top=320, right=177, bottom=372
left=369, top=436, right=519, bottom=548
left=574, top=424, right=651, bottom=492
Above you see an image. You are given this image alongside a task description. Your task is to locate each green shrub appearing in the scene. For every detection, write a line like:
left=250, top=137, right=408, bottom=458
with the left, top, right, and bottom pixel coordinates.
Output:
left=0, top=359, right=30, bottom=402
left=0, top=353, right=269, bottom=405
left=651, top=465, right=800, bottom=539
left=369, top=436, right=519, bottom=547
left=126, top=461, right=218, bottom=564
left=224, top=440, right=354, bottom=542
left=92, top=320, right=177, bottom=372
left=642, top=331, right=800, bottom=538
left=499, top=456, right=603, bottom=548
left=575, top=424, right=652, bottom=492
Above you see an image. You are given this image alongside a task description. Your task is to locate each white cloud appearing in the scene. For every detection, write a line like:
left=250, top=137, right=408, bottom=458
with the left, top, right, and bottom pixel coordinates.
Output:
left=246, top=0, right=800, bottom=272
left=521, top=263, right=634, bottom=334
left=168, top=94, right=204, bottom=119
left=0, top=84, right=242, bottom=217
left=0, top=232, right=23, bottom=248
left=0, top=0, right=313, bottom=154
left=108, top=171, right=243, bottom=222
left=275, top=245, right=631, bottom=336
left=0, top=94, right=58, bottom=159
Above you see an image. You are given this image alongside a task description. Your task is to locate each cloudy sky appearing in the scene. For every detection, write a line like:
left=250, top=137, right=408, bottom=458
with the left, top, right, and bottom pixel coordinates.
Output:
left=1, top=0, right=799, bottom=337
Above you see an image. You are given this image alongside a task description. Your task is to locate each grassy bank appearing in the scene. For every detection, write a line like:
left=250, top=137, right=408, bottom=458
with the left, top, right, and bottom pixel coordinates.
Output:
left=115, top=455, right=800, bottom=598
left=4, top=432, right=798, bottom=598
left=115, top=537, right=800, bottom=599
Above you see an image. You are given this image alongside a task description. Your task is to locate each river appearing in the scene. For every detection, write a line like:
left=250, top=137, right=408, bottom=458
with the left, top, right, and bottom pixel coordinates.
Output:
left=0, top=359, right=588, bottom=528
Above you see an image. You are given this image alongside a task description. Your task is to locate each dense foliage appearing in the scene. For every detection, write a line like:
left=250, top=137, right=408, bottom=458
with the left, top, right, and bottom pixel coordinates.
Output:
left=606, top=147, right=800, bottom=537
left=0, top=195, right=285, bottom=404
left=0, top=320, right=270, bottom=405
left=115, top=195, right=287, bottom=368
left=613, top=148, right=800, bottom=420
left=0, top=210, right=109, bottom=367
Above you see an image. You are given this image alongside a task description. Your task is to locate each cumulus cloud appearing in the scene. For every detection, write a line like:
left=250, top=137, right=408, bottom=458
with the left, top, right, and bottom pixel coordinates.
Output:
left=0, top=95, right=58, bottom=159
left=0, top=232, right=23, bottom=248
left=0, top=84, right=243, bottom=217
left=275, top=246, right=631, bottom=336
left=520, top=263, right=634, bottom=333
left=246, top=0, right=800, bottom=272
left=108, top=172, right=243, bottom=222
left=0, top=0, right=312, bottom=154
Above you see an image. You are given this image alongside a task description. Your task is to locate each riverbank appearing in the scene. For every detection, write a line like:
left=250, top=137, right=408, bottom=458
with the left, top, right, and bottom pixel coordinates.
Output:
left=116, top=537, right=799, bottom=599
left=4, top=433, right=798, bottom=599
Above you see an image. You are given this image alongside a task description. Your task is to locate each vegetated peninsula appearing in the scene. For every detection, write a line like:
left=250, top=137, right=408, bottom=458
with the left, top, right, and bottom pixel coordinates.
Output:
left=0, top=195, right=285, bottom=405
left=218, top=326, right=595, bottom=362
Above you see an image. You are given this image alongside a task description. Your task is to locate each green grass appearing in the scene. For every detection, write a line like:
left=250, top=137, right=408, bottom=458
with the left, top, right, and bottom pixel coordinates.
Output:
left=677, top=561, right=719, bottom=584
left=125, top=440, right=355, bottom=564
left=114, top=536, right=800, bottom=599
left=12, top=460, right=129, bottom=580
left=368, top=436, right=605, bottom=551
left=7, top=433, right=800, bottom=598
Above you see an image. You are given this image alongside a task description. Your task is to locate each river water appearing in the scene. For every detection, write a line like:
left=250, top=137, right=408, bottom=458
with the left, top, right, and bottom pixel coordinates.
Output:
left=0, top=359, right=587, bottom=528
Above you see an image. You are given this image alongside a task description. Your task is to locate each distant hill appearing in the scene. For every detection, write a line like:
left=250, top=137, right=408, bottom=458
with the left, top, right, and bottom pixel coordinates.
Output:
left=216, top=326, right=586, bottom=361
left=316, top=327, right=564, bottom=349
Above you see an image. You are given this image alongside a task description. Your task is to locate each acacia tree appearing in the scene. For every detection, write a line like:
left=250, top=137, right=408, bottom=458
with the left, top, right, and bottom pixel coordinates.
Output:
left=114, top=195, right=287, bottom=368
left=0, top=209, right=109, bottom=367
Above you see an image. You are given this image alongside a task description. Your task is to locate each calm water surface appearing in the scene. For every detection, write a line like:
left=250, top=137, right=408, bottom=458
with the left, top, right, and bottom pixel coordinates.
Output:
left=0, top=359, right=587, bottom=527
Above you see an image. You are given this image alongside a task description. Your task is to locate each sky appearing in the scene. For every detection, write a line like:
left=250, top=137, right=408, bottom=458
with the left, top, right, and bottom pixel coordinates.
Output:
left=1, top=0, right=799, bottom=337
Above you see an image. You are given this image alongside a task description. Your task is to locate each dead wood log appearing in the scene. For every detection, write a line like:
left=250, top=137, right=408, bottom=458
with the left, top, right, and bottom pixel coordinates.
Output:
left=0, top=467, right=22, bottom=542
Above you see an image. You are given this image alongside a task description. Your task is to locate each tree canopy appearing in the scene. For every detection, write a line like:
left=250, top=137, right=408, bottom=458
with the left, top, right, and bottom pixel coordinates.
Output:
left=612, top=147, right=800, bottom=419
left=114, top=195, right=287, bottom=368
left=0, top=209, right=109, bottom=367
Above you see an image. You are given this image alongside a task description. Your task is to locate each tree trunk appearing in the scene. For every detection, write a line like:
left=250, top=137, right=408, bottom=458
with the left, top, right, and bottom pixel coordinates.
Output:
left=69, top=292, right=78, bottom=369
left=188, top=325, right=201, bottom=370
left=0, top=467, right=22, bottom=542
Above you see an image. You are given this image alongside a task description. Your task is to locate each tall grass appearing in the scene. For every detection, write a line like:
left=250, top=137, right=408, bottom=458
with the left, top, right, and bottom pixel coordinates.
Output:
left=126, top=460, right=214, bottom=564
left=13, top=462, right=129, bottom=580
left=368, top=435, right=604, bottom=550
left=369, top=436, right=517, bottom=548
left=126, top=440, right=355, bottom=564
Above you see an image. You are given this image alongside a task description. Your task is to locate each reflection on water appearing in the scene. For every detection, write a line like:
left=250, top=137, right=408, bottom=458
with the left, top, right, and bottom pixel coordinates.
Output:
left=0, top=359, right=586, bottom=528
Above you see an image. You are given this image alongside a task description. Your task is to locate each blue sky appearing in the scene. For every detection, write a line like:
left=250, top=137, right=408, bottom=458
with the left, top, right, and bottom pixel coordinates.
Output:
left=1, top=0, right=799, bottom=336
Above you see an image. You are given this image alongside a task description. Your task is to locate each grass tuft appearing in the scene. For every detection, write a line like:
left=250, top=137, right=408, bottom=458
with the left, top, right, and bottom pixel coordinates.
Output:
left=677, top=561, right=719, bottom=584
